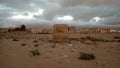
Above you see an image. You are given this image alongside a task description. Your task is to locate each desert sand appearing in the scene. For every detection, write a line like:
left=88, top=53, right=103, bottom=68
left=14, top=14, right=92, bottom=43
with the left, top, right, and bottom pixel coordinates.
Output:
left=0, top=30, right=120, bottom=68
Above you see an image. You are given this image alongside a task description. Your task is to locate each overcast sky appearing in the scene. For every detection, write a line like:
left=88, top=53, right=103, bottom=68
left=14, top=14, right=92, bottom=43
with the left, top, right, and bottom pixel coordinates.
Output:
left=0, top=0, right=120, bottom=28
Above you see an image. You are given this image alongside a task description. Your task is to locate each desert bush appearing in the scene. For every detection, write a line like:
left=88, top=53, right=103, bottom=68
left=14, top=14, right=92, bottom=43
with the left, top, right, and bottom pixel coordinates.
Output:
left=70, top=38, right=80, bottom=41
left=86, top=36, right=91, bottom=40
left=13, top=38, right=18, bottom=41
left=34, top=44, right=39, bottom=47
left=71, top=50, right=74, bottom=53
left=48, top=40, right=54, bottom=43
left=80, top=37, right=87, bottom=41
left=117, top=40, right=120, bottom=42
left=8, top=29, right=12, bottom=32
left=80, top=36, right=109, bottom=42
left=78, top=52, right=95, bottom=60
left=33, top=40, right=38, bottom=43
left=114, top=36, right=120, bottom=39
left=14, top=27, right=20, bottom=31
left=20, top=24, right=26, bottom=31
left=21, top=43, right=26, bottom=46
left=30, top=49, right=40, bottom=56
left=51, top=45, right=56, bottom=48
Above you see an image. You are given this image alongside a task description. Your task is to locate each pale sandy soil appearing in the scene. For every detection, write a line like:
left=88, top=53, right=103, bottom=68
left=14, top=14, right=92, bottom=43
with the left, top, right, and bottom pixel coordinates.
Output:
left=0, top=32, right=120, bottom=68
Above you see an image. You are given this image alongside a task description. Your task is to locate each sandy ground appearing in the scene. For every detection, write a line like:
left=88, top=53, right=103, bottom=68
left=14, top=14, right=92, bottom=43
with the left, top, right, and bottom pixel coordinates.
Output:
left=0, top=32, right=120, bottom=68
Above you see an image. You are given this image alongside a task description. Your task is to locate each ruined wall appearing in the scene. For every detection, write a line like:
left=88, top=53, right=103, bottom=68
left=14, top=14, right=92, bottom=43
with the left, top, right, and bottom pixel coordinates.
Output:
left=53, top=24, right=69, bottom=42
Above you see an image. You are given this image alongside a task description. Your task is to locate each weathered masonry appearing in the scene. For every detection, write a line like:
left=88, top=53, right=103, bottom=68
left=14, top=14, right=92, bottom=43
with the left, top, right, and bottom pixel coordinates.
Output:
left=53, top=24, right=69, bottom=42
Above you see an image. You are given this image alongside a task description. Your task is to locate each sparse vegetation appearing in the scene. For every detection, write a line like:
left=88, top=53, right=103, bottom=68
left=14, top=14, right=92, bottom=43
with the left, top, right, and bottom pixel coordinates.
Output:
left=70, top=38, right=80, bottom=41
left=71, top=50, right=74, bottom=53
left=48, top=40, right=54, bottom=43
left=21, top=43, right=26, bottom=46
left=20, top=24, right=26, bottom=31
left=14, top=27, right=20, bottom=31
left=0, top=27, right=120, bottom=68
left=114, top=36, right=120, bottom=39
left=8, top=29, right=12, bottom=32
left=33, top=40, right=38, bottom=43
left=51, top=45, right=56, bottom=48
left=34, top=44, right=39, bottom=47
left=80, top=36, right=111, bottom=43
left=9, top=24, right=26, bottom=32
left=30, top=49, right=40, bottom=56
left=13, top=38, right=18, bottom=41
left=78, top=52, right=95, bottom=60
left=118, top=40, right=120, bottom=42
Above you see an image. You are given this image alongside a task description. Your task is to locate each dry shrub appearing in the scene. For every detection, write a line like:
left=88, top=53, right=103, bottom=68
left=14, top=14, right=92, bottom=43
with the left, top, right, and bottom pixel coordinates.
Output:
left=78, top=52, right=95, bottom=60
left=30, top=49, right=40, bottom=56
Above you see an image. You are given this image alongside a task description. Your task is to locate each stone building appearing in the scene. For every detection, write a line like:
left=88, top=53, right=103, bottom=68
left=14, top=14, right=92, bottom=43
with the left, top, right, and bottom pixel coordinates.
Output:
left=53, top=24, right=69, bottom=42
left=97, top=28, right=110, bottom=33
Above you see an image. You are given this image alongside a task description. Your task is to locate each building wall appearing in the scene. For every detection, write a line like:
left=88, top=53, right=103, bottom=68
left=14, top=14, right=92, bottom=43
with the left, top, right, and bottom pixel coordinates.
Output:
left=110, top=30, right=117, bottom=32
left=53, top=24, right=69, bottom=42
left=31, top=29, right=42, bottom=33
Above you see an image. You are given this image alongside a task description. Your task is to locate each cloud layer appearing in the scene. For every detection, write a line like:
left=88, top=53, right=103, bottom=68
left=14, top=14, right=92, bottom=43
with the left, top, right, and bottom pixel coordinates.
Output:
left=0, top=0, right=120, bottom=28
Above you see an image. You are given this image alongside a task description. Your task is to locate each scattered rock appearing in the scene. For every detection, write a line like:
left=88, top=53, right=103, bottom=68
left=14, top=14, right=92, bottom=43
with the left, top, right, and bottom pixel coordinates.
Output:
left=69, top=44, right=73, bottom=47
left=64, top=55, right=68, bottom=58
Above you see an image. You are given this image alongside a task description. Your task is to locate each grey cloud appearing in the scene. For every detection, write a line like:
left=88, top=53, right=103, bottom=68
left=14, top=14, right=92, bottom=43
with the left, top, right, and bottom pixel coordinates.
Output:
left=0, top=0, right=62, bottom=11
left=0, top=0, right=120, bottom=28
left=62, top=0, right=120, bottom=7
left=55, top=6, right=120, bottom=22
left=43, top=2, right=62, bottom=20
left=99, top=16, right=120, bottom=25
left=0, top=0, right=31, bottom=11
